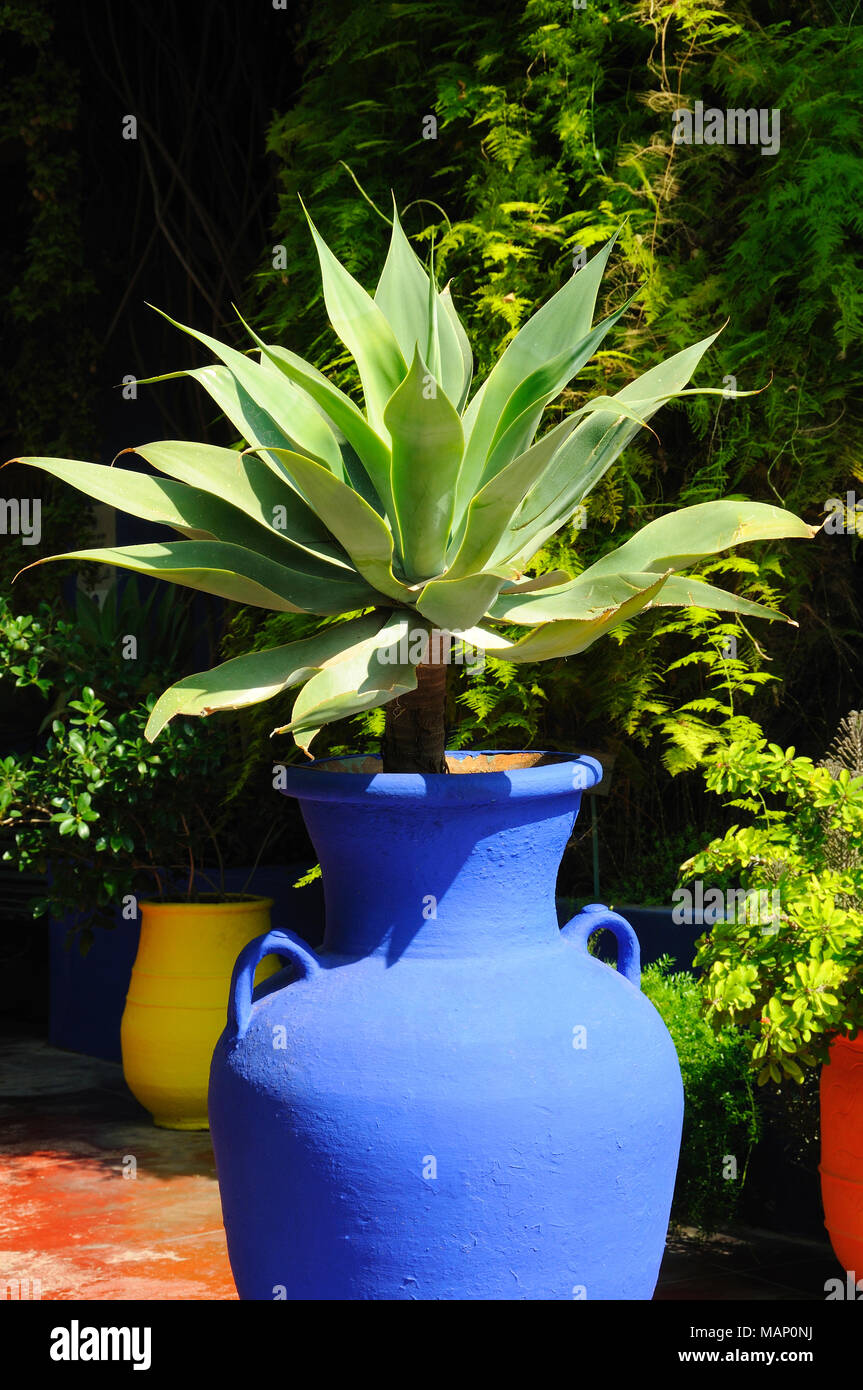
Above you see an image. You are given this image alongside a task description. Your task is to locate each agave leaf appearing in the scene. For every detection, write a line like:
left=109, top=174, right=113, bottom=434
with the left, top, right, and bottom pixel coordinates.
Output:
left=139, top=364, right=299, bottom=467
left=262, top=447, right=412, bottom=602
left=147, top=363, right=329, bottom=497
left=643, top=574, right=794, bottom=621
left=424, top=232, right=443, bottom=386
left=18, top=541, right=379, bottom=615
left=582, top=501, right=817, bottom=580
left=498, top=571, right=673, bottom=663
left=445, top=368, right=653, bottom=581
left=439, top=281, right=473, bottom=412
left=416, top=570, right=509, bottom=632
left=275, top=609, right=417, bottom=750
left=231, top=310, right=393, bottom=515
left=450, top=623, right=515, bottom=655
left=455, top=230, right=620, bottom=516
left=11, top=455, right=226, bottom=542
left=489, top=571, right=675, bottom=623
left=445, top=414, right=579, bottom=577
left=383, top=347, right=464, bottom=581
left=258, top=352, right=392, bottom=512
left=479, top=289, right=641, bottom=489
left=498, top=570, right=572, bottom=594
left=145, top=612, right=388, bottom=740
left=490, top=570, right=791, bottom=624
left=492, top=416, right=646, bottom=573
left=128, top=440, right=354, bottom=574
left=493, top=329, right=725, bottom=572
left=302, top=201, right=406, bottom=436
left=147, top=306, right=344, bottom=473
left=374, top=201, right=464, bottom=407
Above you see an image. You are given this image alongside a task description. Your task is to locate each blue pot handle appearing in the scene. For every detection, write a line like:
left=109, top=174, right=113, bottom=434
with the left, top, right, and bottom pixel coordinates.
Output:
left=561, top=903, right=641, bottom=988
left=228, top=928, right=321, bottom=1038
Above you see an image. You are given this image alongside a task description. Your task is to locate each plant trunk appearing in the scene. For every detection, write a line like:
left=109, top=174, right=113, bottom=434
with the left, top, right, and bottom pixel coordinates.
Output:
left=380, top=661, right=448, bottom=773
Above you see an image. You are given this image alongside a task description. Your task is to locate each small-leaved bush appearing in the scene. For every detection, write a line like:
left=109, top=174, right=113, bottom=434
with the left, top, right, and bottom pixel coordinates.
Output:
left=0, top=589, right=233, bottom=947
left=685, top=717, right=863, bottom=1084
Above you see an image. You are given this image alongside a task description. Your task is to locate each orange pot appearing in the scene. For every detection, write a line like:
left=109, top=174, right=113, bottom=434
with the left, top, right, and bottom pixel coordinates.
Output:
left=820, top=1032, right=863, bottom=1272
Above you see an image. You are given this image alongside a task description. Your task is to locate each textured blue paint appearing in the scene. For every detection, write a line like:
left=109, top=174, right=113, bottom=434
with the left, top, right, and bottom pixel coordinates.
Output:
left=208, top=752, right=684, bottom=1301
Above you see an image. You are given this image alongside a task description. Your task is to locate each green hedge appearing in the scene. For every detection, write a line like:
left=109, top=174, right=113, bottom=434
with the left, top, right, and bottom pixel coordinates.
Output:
left=643, top=957, right=760, bottom=1231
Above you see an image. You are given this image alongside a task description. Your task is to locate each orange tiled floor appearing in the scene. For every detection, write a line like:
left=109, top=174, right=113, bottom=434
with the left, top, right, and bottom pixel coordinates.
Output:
left=0, top=1032, right=235, bottom=1299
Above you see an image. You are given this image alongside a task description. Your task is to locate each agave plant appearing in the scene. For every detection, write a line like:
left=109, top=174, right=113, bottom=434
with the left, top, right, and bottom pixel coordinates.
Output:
left=11, top=202, right=815, bottom=771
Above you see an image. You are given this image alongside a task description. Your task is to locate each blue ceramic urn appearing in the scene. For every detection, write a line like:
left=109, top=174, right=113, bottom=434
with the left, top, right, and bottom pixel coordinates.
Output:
left=208, top=751, right=683, bottom=1300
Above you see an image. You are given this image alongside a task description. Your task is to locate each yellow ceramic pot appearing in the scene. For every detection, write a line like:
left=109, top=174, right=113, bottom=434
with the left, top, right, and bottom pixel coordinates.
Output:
left=121, top=895, right=277, bottom=1130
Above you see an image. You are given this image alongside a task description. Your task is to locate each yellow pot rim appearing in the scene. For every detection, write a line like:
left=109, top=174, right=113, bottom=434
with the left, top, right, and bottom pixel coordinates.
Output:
left=139, top=894, right=274, bottom=916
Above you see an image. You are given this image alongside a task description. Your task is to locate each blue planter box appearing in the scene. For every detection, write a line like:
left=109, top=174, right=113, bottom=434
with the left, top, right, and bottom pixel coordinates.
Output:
left=556, top=899, right=711, bottom=972
left=49, top=865, right=324, bottom=1062
left=613, top=904, right=709, bottom=971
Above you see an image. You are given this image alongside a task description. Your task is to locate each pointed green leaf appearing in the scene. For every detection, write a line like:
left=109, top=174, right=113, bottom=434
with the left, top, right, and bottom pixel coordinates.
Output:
left=18, top=541, right=379, bottom=615
left=492, top=329, right=725, bottom=572
left=644, top=575, right=793, bottom=621
left=145, top=362, right=295, bottom=454
left=276, top=610, right=417, bottom=750
left=147, top=306, right=344, bottom=472
left=425, top=232, right=442, bottom=385
left=303, top=202, right=406, bottom=435
left=231, top=310, right=394, bottom=516
left=490, top=570, right=792, bottom=625
left=145, top=613, right=387, bottom=739
left=583, top=501, right=817, bottom=580
left=257, top=351, right=391, bottom=511
left=140, top=361, right=346, bottom=494
left=445, top=303, right=645, bottom=582
left=489, top=571, right=678, bottom=623
left=455, top=231, right=620, bottom=515
left=262, top=447, right=412, bottom=602
left=479, top=290, right=640, bottom=488
left=374, top=202, right=464, bottom=407
left=498, top=571, right=673, bottom=663
left=383, top=348, right=465, bottom=581
left=439, top=281, right=473, bottom=412
left=12, top=455, right=235, bottom=543
left=129, top=440, right=351, bottom=574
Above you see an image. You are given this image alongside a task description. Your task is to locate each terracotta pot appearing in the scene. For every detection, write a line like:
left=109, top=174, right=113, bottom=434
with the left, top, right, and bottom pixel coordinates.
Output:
left=821, top=1032, right=863, bottom=1271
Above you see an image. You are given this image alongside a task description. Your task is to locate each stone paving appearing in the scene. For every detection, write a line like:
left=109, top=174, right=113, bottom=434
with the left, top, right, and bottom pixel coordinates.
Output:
left=0, top=1026, right=842, bottom=1301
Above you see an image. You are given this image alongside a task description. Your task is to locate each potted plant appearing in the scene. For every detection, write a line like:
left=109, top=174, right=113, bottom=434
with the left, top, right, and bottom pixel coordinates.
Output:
left=10, top=202, right=815, bottom=1298
left=0, top=586, right=285, bottom=1125
left=683, top=713, right=863, bottom=1271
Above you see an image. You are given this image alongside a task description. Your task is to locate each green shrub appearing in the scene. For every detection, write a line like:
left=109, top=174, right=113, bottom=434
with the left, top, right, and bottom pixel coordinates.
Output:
left=642, top=956, right=760, bottom=1231
left=686, top=719, right=863, bottom=1082
left=0, top=588, right=237, bottom=946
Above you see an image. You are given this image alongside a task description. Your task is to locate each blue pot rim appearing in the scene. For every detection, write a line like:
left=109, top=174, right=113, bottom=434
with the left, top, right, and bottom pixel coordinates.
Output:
left=277, top=750, right=603, bottom=807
